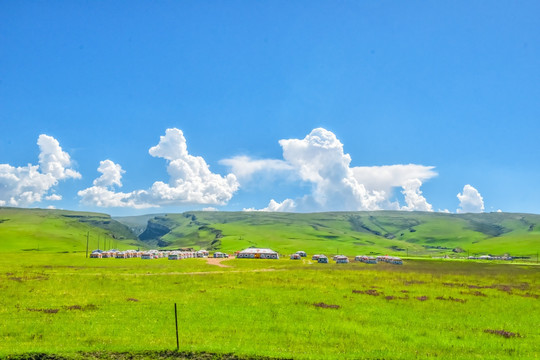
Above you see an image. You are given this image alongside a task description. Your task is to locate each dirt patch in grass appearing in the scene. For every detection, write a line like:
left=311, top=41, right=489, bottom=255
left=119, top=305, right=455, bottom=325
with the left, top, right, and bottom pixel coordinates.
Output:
left=127, top=298, right=139, bottom=302
left=416, top=296, right=429, bottom=301
left=353, top=289, right=381, bottom=296
left=26, top=308, right=59, bottom=314
left=8, top=275, right=48, bottom=282
left=517, top=292, right=539, bottom=299
left=63, top=304, right=99, bottom=311
left=484, top=329, right=522, bottom=338
left=4, top=350, right=291, bottom=360
left=313, top=302, right=341, bottom=309
left=205, top=258, right=232, bottom=268
left=404, top=280, right=426, bottom=285
left=443, top=282, right=533, bottom=295
left=435, top=296, right=467, bottom=303
left=460, top=290, right=487, bottom=297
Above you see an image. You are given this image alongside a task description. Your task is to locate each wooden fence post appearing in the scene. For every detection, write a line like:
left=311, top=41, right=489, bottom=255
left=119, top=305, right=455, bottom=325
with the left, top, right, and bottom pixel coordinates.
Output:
left=175, top=303, right=179, bottom=351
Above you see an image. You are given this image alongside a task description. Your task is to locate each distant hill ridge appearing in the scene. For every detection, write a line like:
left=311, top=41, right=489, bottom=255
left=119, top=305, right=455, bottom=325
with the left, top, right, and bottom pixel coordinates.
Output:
left=0, top=207, right=141, bottom=252
left=119, top=211, right=540, bottom=258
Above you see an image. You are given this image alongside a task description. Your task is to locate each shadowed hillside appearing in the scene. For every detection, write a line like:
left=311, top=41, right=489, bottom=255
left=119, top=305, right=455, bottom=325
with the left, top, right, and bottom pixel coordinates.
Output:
left=120, top=211, right=540, bottom=258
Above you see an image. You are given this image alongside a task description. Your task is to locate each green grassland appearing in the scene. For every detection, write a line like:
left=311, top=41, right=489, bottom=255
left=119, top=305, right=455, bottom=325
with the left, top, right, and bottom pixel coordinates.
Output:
left=133, top=211, right=540, bottom=258
left=0, top=253, right=538, bottom=359
left=1, top=208, right=539, bottom=359
left=0, top=207, right=142, bottom=253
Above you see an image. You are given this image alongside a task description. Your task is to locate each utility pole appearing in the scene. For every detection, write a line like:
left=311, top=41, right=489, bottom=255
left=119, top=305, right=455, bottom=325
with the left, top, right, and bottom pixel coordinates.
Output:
left=86, top=231, right=89, bottom=258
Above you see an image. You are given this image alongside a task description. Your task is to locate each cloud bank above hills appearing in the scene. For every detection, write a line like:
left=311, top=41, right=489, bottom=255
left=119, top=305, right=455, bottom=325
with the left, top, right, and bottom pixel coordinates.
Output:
left=1, top=128, right=484, bottom=214
left=226, top=128, right=438, bottom=212
left=78, top=128, right=239, bottom=208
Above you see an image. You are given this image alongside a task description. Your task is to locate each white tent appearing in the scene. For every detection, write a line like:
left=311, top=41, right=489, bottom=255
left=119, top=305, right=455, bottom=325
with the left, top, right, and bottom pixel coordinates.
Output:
left=237, top=248, right=279, bottom=259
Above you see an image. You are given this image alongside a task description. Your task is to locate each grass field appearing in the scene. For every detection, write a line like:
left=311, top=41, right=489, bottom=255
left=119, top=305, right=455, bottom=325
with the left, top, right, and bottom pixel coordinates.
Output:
left=1, top=252, right=538, bottom=359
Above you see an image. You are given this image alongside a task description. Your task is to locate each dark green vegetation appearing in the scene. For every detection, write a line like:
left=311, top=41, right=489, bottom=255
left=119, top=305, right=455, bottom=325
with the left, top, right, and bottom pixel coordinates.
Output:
left=0, top=207, right=141, bottom=252
left=123, top=211, right=540, bottom=258
left=0, top=253, right=538, bottom=359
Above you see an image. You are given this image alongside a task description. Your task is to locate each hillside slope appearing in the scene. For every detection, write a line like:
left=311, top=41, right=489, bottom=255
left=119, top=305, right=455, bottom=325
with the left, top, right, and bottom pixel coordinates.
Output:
left=124, top=211, right=540, bottom=257
left=0, top=207, right=141, bottom=252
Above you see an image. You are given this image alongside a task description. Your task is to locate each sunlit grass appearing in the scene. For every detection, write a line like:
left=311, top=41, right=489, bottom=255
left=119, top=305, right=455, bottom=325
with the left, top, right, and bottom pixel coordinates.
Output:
left=0, top=253, right=538, bottom=359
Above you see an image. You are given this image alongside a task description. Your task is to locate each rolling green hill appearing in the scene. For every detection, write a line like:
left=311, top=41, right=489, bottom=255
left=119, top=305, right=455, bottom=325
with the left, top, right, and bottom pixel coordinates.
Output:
left=125, top=211, right=540, bottom=258
left=2, top=208, right=539, bottom=258
left=0, top=207, right=141, bottom=252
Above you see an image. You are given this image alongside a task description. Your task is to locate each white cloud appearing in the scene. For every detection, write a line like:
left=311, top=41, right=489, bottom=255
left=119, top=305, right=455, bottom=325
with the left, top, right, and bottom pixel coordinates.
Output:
left=0, top=135, right=80, bottom=207
left=45, top=194, right=62, bottom=201
left=351, top=164, right=436, bottom=195
left=78, top=128, right=239, bottom=208
left=219, top=155, right=293, bottom=181
left=401, top=179, right=433, bottom=212
left=78, top=185, right=153, bottom=209
left=244, top=198, right=297, bottom=212
left=235, top=128, right=437, bottom=212
left=37, top=135, right=81, bottom=180
left=457, top=184, right=484, bottom=213
left=278, top=128, right=386, bottom=211
left=202, top=207, right=218, bottom=211
left=93, top=160, right=125, bottom=187
left=148, top=128, right=187, bottom=161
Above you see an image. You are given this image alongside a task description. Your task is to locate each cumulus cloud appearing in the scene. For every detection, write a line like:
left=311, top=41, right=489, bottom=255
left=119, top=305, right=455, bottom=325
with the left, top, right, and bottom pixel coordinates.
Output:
left=37, top=135, right=81, bottom=181
left=401, top=179, right=433, bottom=212
left=457, top=184, right=484, bottom=213
left=93, top=160, right=125, bottom=187
left=45, top=194, right=62, bottom=201
left=230, top=128, right=437, bottom=212
left=278, top=128, right=387, bottom=211
left=219, top=156, right=293, bottom=182
left=0, top=135, right=80, bottom=207
left=352, top=165, right=436, bottom=195
left=244, top=198, right=296, bottom=212
left=78, top=128, right=239, bottom=208
left=78, top=185, right=153, bottom=209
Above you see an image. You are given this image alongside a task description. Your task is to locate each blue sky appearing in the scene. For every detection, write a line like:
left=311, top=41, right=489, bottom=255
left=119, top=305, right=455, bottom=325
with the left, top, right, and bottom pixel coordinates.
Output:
left=1, top=1, right=539, bottom=216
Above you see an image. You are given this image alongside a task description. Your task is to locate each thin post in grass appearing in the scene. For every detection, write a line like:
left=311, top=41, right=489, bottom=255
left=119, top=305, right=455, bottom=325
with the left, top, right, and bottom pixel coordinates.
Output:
left=174, top=303, right=179, bottom=351
left=86, top=231, right=89, bottom=258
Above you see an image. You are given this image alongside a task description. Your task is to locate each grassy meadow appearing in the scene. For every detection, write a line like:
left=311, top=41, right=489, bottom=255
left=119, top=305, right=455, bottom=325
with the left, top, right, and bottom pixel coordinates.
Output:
left=0, top=208, right=142, bottom=253
left=1, top=253, right=538, bottom=359
left=1, top=208, right=539, bottom=359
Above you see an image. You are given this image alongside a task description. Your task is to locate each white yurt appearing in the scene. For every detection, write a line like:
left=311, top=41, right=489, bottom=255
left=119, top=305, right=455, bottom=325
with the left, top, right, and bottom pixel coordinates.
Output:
left=236, top=248, right=279, bottom=259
